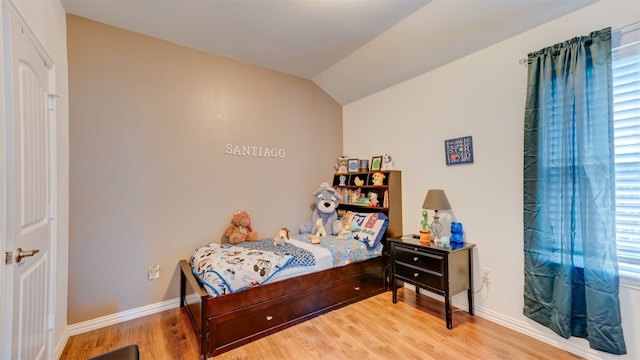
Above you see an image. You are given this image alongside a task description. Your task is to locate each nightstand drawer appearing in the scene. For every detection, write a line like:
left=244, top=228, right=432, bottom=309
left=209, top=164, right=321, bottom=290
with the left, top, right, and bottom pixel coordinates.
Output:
left=395, top=263, right=444, bottom=291
left=394, top=246, right=444, bottom=273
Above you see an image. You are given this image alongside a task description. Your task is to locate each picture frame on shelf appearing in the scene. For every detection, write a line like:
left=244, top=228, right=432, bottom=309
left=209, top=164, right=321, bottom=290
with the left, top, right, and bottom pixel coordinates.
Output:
left=336, top=156, right=349, bottom=174
left=347, top=159, right=359, bottom=173
left=370, top=156, right=383, bottom=171
left=358, top=159, right=369, bottom=172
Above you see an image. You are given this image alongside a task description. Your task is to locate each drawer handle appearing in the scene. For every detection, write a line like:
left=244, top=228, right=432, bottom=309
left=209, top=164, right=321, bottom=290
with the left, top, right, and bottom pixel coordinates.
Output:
left=354, top=286, right=360, bottom=291
left=413, top=256, right=418, bottom=262
left=414, top=273, right=419, bottom=278
left=266, top=315, right=273, bottom=321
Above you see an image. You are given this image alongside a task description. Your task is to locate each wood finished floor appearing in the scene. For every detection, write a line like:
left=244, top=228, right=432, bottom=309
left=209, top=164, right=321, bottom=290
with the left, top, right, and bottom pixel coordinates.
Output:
left=61, top=289, right=584, bottom=360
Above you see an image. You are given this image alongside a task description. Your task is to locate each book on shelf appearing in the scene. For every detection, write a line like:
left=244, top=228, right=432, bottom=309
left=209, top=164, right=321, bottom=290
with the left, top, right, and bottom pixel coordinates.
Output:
left=383, top=190, right=389, bottom=208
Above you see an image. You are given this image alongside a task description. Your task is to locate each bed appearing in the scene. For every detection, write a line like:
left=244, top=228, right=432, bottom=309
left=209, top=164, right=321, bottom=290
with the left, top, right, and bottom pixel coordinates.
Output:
left=179, top=211, right=391, bottom=359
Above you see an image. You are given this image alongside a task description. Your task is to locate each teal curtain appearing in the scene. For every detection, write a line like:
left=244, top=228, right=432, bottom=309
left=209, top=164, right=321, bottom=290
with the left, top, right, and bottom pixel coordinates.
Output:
left=523, top=27, right=626, bottom=355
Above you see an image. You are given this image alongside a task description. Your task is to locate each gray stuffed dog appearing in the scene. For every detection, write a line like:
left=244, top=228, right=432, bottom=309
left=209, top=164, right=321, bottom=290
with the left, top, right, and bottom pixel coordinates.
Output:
left=299, top=182, right=343, bottom=236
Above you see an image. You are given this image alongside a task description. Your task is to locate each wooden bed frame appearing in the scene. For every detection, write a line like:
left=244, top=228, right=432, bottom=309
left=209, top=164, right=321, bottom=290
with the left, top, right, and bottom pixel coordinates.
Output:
left=179, top=246, right=389, bottom=359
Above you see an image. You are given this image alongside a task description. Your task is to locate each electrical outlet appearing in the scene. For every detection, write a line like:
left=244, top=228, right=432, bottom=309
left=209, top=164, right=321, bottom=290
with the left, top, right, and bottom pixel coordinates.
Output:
left=148, top=264, right=160, bottom=280
left=481, top=268, right=492, bottom=284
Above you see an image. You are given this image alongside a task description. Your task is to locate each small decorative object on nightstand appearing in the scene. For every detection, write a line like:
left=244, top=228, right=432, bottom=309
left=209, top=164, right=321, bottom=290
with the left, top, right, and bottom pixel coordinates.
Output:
left=419, top=209, right=431, bottom=243
left=450, top=222, right=464, bottom=244
left=419, top=229, right=430, bottom=243
left=389, top=236, right=476, bottom=329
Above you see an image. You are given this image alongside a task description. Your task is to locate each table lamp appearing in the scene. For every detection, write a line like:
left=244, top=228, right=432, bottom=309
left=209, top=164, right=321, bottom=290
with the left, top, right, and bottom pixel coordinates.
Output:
left=422, top=189, right=451, bottom=243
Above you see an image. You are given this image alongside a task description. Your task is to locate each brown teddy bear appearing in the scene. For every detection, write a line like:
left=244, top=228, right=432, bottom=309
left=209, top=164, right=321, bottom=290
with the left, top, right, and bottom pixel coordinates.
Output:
left=224, top=211, right=259, bottom=244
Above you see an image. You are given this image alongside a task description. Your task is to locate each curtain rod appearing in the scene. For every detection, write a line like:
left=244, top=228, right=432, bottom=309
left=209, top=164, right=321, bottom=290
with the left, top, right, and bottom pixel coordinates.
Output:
left=518, top=21, right=640, bottom=66
left=616, top=20, right=640, bottom=33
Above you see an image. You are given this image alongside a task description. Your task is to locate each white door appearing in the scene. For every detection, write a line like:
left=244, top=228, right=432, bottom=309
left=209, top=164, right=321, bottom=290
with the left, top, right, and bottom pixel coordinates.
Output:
left=3, top=7, right=54, bottom=360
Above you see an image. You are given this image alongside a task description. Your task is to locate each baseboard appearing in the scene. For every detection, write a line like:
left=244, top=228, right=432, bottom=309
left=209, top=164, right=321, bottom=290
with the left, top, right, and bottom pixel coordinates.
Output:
left=402, top=286, right=613, bottom=360
left=450, top=297, right=617, bottom=360
left=67, top=297, right=181, bottom=336
left=54, top=330, right=69, bottom=360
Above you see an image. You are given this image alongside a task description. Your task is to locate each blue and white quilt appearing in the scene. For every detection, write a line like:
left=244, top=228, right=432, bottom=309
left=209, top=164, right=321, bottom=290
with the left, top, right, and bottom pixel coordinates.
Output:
left=191, top=241, right=298, bottom=297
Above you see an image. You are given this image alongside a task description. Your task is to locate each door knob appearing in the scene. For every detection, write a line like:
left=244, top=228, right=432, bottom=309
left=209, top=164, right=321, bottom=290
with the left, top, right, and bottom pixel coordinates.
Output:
left=15, top=248, right=40, bottom=263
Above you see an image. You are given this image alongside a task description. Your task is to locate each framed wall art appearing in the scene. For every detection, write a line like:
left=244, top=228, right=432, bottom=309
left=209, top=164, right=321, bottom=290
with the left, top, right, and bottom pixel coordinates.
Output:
left=444, top=136, right=474, bottom=165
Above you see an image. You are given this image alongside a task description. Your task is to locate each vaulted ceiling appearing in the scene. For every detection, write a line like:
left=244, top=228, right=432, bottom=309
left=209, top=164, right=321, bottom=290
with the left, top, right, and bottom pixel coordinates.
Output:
left=61, top=0, right=598, bottom=104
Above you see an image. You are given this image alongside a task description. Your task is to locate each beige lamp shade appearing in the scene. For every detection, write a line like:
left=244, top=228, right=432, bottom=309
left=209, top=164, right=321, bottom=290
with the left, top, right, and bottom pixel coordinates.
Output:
left=422, top=189, right=451, bottom=211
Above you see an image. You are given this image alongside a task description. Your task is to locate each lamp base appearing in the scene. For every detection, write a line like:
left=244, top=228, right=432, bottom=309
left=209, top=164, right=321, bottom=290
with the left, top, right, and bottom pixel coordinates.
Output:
left=431, top=213, right=443, bottom=245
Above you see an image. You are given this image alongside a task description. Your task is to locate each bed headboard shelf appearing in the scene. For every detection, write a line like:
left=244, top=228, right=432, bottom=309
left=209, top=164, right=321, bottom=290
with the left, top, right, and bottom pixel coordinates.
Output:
left=333, top=170, right=402, bottom=237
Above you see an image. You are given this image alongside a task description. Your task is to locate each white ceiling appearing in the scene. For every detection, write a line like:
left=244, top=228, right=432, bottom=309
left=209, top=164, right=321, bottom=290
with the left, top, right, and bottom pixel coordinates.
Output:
left=61, top=0, right=598, bottom=104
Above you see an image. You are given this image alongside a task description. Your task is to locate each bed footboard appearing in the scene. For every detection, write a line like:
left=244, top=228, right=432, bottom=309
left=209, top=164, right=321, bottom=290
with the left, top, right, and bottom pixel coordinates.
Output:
left=179, top=260, right=209, bottom=360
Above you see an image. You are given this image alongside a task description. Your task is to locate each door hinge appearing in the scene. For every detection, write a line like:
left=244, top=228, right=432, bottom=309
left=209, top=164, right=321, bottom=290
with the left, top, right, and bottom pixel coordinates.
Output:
left=5, top=251, right=12, bottom=265
left=48, top=313, right=55, bottom=330
left=48, top=93, right=59, bottom=111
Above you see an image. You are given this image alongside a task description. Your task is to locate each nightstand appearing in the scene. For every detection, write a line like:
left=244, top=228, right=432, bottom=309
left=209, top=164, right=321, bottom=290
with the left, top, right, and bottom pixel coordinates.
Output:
left=388, top=236, right=476, bottom=329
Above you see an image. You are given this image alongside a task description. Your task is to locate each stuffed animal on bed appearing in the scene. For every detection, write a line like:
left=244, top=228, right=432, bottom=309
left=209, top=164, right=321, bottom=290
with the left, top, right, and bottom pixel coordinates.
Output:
left=336, top=216, right=353, bottom=240
left=309, top=218, right=327, bottom=244
left=274, top=227, right=290, bottom=246
left=299, top=182, right=343, bottom=236
left=224, top=211, right=259, bottom=244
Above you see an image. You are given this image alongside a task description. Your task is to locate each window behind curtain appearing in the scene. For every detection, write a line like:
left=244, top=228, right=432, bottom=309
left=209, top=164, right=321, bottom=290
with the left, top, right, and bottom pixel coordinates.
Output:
left=613, top=33, right=640, bottom=286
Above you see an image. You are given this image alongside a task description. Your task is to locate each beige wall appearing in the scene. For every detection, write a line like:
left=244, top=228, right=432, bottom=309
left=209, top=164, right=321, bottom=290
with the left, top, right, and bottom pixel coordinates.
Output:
left=343, top=0, right=639, bottom=358
left=67, top=15, right=342, bottom=324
